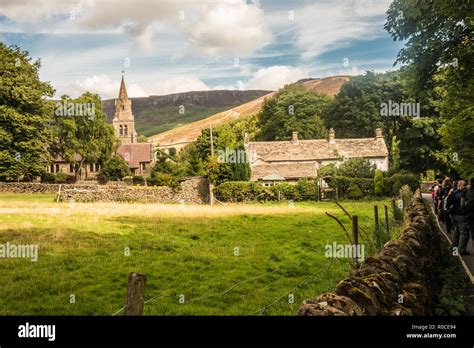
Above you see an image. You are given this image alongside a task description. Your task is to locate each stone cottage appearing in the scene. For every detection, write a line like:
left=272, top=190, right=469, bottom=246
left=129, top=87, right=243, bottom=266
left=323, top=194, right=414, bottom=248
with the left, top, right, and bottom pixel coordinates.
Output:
left=245, top=128, right=389, bottom=185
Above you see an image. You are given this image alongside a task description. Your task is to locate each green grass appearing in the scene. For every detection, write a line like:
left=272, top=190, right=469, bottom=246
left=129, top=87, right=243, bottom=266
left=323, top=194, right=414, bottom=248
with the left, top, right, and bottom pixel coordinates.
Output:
left=0, top=193, right=393, bottom=315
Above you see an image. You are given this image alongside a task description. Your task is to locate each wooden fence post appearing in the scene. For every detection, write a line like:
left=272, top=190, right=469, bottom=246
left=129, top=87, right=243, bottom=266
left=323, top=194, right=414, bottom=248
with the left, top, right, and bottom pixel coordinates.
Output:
left=125, top=272, right=147, bottom=316
left=352, top=215, right=359, bottom=262
left=374, top=205, right=379, bottom=229
left=384, top=205, right=389, bottom=233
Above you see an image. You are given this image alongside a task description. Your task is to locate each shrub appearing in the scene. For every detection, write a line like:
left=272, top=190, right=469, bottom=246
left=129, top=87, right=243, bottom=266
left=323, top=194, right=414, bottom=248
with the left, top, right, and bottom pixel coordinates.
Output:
left=374, top=170, right=384, bottom=196
left=54, top=172, right=69, bottom=183
left=97, top=174, right=108, bottom=185
left=65, top=174, right=77, bottom=184
left=148, top=172, right=179, bottom=188
left=100, top=156, right=131, bottom=181
left=132, top=176, right=146, bottom=186
left=384, top=173, right=420, bottom=196
left=347, top=183, right=363, bottom=199
left=41, top=173, right=55, bottom=183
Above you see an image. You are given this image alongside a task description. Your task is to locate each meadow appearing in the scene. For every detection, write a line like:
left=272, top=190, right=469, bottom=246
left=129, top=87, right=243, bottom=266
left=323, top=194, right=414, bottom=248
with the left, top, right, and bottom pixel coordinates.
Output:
left=0, top=193, right=394, bottom=315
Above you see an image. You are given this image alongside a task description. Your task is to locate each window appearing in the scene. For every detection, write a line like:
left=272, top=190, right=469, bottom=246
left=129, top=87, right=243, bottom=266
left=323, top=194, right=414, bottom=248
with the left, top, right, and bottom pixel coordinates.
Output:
left=55, top=164, right=59, bottom=173
left=124, top=125, right=128, bottom=136
left=119, top=124, right=123, bottom=136
left=90, top=163, right=94, bottom=172
left=121, top=105, right=124, bottom=111
left=70, top=164, right=74, bottom=173
left=95, top=163, right=100, bottom=172
left=50, top=164, right=54, bottom=173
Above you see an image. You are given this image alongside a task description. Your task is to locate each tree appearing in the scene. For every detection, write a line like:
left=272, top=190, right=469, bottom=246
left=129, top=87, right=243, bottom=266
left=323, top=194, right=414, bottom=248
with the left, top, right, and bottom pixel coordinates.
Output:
left=137, top=135, right=148, bottom=143
left=338, top=158, right=375, bottom=178
left=374, top=170, right=384, bottom=197
left=0, top=44, right=55, bottom=181
left=257, top=84, right=331, bottom=141
left=385, top=0, right=474, bottom=177
left=324, top=70, right=444, bottom=174
left=390, top=136, right=401, bottom=173
left=50, top=92, right=118, bottom=178
left=100, top=156, right=130, bottom=180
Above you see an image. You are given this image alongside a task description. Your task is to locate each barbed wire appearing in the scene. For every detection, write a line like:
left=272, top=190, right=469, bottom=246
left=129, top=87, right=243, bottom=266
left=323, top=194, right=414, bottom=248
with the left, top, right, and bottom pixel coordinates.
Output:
left=250, top=258, right=337, bottom=315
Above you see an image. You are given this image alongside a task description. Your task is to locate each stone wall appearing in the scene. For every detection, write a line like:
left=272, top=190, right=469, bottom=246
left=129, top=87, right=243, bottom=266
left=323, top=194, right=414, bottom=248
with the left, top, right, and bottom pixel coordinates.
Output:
left=0, top=177, right=210, bottom=204
left=298, top=190, right=445, bottom=316
left=57, top=176, right=210, bottom=204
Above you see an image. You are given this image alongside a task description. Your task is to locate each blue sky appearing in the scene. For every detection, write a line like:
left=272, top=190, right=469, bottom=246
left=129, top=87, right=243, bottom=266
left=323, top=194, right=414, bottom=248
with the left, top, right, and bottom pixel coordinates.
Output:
left=0, top=0, right=404, bottom=99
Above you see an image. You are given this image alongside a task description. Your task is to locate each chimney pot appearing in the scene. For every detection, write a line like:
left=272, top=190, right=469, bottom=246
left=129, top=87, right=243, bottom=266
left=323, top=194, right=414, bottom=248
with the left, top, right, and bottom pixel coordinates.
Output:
left=329, top=128, right=335, bottom=144
left=292, top=131, right=298, bottom=142
left=375, top=128, right=383, bottom=139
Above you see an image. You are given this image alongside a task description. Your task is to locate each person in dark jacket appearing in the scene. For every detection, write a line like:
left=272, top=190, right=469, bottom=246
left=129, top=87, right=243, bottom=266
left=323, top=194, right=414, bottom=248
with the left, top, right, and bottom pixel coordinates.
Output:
left=464, top=178, right=474, bottom=242
left=440, top=179, right=453, bottom=233
left=450, top=180, right=470, bottom=255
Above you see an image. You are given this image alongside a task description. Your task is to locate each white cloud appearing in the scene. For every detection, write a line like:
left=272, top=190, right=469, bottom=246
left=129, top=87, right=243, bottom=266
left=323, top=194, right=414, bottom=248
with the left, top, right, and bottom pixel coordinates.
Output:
left=237, top=66, right=309, bottom=91
left=291, top=0, right=392, bottom=60
left=0, top=0, right=273, bottom=55
left=65, top=74, right=210, bottom=99
left=185, top=0, right=273, bottom=56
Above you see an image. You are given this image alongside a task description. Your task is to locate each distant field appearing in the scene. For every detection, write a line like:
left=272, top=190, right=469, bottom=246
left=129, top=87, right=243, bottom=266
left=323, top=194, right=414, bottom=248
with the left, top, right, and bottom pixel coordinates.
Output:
left=0, top=193, right=393, bottom=315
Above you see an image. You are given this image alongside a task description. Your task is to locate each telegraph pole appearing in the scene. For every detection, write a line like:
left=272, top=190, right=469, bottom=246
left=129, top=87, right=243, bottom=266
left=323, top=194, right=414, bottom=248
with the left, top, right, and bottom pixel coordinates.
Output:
left=209, top=124, right=215, bottom=206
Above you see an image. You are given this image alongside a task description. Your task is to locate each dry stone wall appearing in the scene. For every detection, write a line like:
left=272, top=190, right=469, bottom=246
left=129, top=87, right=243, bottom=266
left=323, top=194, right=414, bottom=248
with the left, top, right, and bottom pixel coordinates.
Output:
left=298, top=190, right=445, bottom=316
left=0, top=177, right=210, bottom=204
left=57, top=176, right=210, bottom=204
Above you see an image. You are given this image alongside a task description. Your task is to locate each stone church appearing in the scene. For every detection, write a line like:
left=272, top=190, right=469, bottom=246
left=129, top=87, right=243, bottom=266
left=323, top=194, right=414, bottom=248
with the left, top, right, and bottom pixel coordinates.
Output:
left=113, top=77, right=154, bottom=176
left=47, top=77, right=154, bottom=179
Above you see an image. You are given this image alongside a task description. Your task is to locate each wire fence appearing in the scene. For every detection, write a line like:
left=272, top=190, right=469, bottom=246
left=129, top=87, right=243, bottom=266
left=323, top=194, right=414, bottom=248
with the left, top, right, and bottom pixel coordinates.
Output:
left=110, top=257, right=341, bottom=316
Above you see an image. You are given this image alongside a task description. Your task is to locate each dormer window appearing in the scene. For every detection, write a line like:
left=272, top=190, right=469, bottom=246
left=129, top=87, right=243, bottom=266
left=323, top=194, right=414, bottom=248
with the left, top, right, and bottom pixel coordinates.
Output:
left=119, top=124, right=123, bottom=136
left=124, top=125, right=128, bottom=136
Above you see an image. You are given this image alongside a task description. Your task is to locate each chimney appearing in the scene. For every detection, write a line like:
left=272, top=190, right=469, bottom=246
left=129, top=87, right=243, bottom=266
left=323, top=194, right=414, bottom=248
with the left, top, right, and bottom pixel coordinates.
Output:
left=328, top=128, right=335, bottom=144
left=243, top=132, right=249, bottom=144
left=292, top=131, right=298, bottom=143
left=375, top=128, right=383, bottom=139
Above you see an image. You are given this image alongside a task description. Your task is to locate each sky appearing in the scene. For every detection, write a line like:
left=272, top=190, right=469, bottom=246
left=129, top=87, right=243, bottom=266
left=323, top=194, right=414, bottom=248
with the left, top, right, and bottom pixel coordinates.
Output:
left=0, top=0, right=405, bottom=99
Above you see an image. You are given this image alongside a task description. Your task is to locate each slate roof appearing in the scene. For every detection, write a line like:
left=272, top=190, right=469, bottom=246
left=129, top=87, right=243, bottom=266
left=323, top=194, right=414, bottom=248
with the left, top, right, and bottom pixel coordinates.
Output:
left=246, top=129, right=388, bottom=181
left=117, top=143, right=153, bottom=168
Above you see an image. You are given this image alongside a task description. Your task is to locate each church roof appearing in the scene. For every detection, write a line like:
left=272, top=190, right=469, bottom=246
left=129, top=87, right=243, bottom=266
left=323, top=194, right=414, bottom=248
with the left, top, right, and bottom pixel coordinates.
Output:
left=118, top=76, right=129, bottom=101
left=117, top=143, right=153, bottom=168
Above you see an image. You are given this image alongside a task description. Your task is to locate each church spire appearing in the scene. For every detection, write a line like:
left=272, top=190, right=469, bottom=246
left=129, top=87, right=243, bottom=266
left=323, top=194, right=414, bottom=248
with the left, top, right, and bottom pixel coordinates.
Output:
left=118, top=75, right=129, bottom=102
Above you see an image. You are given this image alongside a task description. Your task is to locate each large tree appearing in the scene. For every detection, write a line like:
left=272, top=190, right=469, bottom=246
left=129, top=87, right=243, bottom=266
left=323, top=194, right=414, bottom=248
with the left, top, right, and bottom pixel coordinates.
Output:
left=49, top=92, right=118, bottom=178
left=257, top=84, right=331, bottom=141
left=323, top=70, right=445, bottom=174
left=385, top=0, right=474, bottom=177
left=0, top=44, right=55, bottom=181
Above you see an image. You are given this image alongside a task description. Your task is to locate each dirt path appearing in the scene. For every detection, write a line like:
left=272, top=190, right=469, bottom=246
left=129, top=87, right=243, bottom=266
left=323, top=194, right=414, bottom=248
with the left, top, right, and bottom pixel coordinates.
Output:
left=422, top=193, right=474, bottom=314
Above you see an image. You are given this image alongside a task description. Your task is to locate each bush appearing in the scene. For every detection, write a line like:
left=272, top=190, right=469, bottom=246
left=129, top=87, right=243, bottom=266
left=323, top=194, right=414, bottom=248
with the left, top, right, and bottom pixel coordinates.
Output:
left=346, top=183, right=363, bottom=199
left=214, top=179, right=319, bottom=202
left=100, top=156, right=131, bottom=181
left=97, top=174, right=108, bottom=185
left=132, top=176, right=146, bottom=186
left=65, top=174, right=77, bottom=184
left=148, top=172, right=179, bottom=188
left=41, top=173, right=55, bottom=183
left=384, top=173, right=420, bottom=196
left=374, top=170, right=384, bottom=196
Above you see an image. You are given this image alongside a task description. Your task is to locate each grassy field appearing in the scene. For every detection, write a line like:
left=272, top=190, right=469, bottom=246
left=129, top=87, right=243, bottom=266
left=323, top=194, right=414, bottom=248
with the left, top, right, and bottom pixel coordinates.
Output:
left=0, top=193, right=394, bottom=315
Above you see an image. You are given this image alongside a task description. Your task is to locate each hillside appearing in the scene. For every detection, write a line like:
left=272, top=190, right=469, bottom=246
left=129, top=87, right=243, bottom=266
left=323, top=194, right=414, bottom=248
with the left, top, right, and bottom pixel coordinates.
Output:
left=102, top=90, right=271, bottom=137
left=150, top=75, right=351, bottom=151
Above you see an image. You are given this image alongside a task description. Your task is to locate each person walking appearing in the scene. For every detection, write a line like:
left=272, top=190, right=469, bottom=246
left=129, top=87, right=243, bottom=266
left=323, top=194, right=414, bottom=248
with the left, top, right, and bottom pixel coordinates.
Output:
left=440, top=179, right=453, bottom=233
left=464, top=178, right=474, bottom=245
left=449, top=180, right=470, bottom=255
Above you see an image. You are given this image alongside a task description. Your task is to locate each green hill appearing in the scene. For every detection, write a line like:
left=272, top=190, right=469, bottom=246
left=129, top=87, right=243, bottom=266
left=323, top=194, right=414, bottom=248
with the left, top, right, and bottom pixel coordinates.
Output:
left=102, top=90, right=271, bottom=137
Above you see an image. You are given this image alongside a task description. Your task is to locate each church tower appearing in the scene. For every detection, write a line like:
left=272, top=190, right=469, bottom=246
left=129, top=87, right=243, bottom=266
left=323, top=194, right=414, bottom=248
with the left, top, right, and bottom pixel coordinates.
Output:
left=113, top=76, right=137, bottom=144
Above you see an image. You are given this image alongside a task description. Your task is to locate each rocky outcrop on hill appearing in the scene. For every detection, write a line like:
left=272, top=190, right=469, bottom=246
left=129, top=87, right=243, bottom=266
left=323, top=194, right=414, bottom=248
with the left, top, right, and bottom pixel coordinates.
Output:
left=298, top=190, right=445, bottom=316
